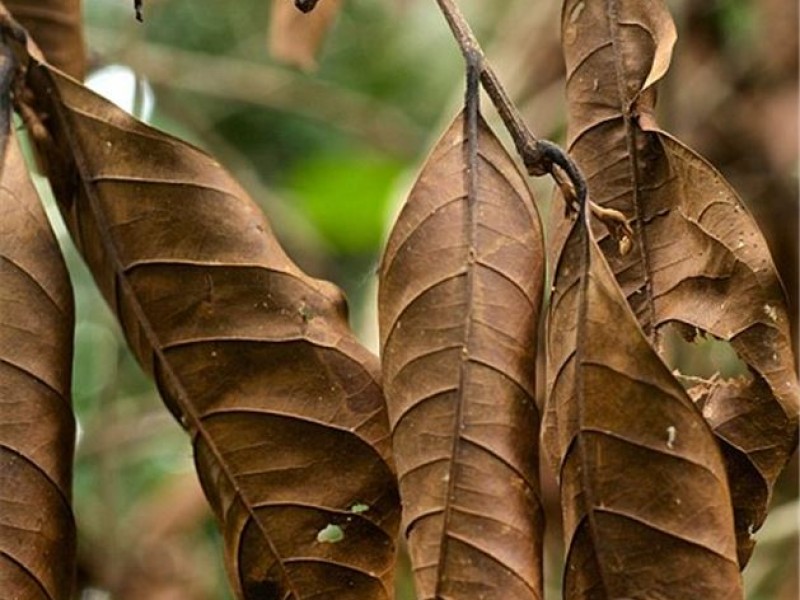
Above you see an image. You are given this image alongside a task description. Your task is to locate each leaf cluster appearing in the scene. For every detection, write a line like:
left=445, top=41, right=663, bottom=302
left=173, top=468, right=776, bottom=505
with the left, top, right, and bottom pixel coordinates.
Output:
left=0, top=1, right=796, bottom=599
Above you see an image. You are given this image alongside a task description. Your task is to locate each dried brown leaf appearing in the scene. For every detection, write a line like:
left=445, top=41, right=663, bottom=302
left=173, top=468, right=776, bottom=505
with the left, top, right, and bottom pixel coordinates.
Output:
left=20, top=57, right=400, bottom=599
left=6, top=0, right=85, bottom=80
left=551, top=0, right=799, bottom=566
left=379, top=111, right=545, bottom=599
left=691, top=375, right=793, bottom=565
left=545, top=212, right=743, bottom=599
left=268, top=0, right=342, bottom=71
left=0, top=129, right=76, bottom=599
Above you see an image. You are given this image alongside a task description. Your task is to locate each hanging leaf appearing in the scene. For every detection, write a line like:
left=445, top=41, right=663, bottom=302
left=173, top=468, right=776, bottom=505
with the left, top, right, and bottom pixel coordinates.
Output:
left=546, top=210, right=743, bottom=599
left=18, top=53, right=400, bottom=599
left=550, top=0, right=799, bottom=566
left=379, top=110, right=545, bottom=599
left=689, top=375, right=790, bottom=564
left=0, top=126, right=76, bottom=598
left=268, top=0, right=342, bottom=71
left=5, top=0, right=85, bottom=80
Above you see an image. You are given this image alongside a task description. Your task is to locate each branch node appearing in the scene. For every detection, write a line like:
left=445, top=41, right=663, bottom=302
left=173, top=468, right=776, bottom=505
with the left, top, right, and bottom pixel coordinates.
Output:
left=530, top=140, right=587, bottom=211
left=463, top=47, right=482, bottom=72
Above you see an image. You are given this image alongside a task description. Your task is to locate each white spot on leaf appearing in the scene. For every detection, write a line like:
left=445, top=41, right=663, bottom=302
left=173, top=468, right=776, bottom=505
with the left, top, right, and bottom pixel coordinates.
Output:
left=666, top=426, right=677, bottom=449
left=763, top=304, right=778, bottom=322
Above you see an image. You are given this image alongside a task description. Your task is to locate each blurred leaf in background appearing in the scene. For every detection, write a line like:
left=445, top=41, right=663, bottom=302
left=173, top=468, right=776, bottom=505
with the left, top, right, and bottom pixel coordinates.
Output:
left=288, top=153, right=402, bottom=255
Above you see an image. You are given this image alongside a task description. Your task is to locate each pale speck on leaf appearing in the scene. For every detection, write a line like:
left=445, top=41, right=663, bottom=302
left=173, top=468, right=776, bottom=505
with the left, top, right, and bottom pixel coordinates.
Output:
left=316, top=524, right=345, bottom=544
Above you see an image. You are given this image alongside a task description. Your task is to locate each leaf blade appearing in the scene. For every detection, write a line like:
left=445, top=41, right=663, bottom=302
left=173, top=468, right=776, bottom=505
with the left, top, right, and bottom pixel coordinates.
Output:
left=22, top=58, right=400, bottom=600
left=552, top=0, right=799, bottom=566
left=379, top=111, right=545, bottom=599
left=548, top=215, right=743, bottom=599
left=0, top=130, right=76, bottom=600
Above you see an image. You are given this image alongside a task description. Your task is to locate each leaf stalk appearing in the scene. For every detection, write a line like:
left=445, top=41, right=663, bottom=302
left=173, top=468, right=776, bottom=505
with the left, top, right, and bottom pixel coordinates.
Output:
left=434, top=0, right=587, bottom=209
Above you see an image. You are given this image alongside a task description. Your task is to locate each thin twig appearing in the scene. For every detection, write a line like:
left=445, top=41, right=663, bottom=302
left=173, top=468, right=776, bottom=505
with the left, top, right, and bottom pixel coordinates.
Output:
left=433, top=0, right=587, bottom=208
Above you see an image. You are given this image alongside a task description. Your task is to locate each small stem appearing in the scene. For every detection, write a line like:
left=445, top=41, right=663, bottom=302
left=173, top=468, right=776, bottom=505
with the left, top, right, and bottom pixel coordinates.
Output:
left=464, top=49, right=480, bottom=210
left=433, top=0, right=587, bottom=209
left=464, top=50, right=480, bottom=155
left=435, top=0, right=530, bottom=160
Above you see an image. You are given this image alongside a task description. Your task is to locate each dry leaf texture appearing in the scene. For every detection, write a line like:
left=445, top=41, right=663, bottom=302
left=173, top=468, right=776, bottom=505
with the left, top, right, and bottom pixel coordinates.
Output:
left=551, top=0, right=799, bottom=565
left=546, top=214, right=743, bottom=599
left=380, top=112, right=545, bottom=599
left=6, top=0, right=85, bottom=79
left=268, top=0, right=342, bottom=71
left=0, top=130, right=76, bottom=599
left=22, top=59, right=400, bottom=600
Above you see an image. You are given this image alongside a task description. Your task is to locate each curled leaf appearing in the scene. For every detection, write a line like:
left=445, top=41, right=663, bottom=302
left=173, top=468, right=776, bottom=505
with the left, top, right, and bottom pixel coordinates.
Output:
left=545, top=212, right=743, bottom=599
left=380, top=111, right=545, bottom=599
left=691, top=375, right=794, bottom=565
left=0, top=129, right=76, bottom=599
left=20, top=56, right=400, bottom=599
left=552, top=0, right=799, bottom=565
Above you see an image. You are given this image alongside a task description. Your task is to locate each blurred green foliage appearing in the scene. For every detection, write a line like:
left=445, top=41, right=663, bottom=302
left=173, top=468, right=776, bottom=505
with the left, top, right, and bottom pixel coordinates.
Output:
left=288, top=153, right=403, bottom=254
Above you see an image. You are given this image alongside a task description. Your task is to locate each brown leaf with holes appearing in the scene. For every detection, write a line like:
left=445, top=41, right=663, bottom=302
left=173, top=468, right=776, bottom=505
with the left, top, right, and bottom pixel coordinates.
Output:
left=545, top=212, right=743, bottom=599
left=379, top=111, right=545, bottom=599
left=269, top=0, right=342, bottom=71
left=550, top=0, right=799, bottom=566
left=19, top=55, right=400, bottom=600
left=6, top=0, right=85, bottom=79
left=0, top=127, right=76, bottom=598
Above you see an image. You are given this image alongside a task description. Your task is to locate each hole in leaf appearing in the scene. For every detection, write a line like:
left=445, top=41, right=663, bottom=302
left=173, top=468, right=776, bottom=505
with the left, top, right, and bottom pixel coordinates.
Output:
left=660, top=323, right=750, bottom=385
left=80, top=589, right=112, bottom=600
left=349, top=503, right=370, bottom=514
left=85, top=65, right=155, bottom=121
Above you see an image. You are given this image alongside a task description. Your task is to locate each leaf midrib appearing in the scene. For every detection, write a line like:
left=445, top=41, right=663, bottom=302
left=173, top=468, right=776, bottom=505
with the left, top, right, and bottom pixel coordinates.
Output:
left=433, top=117, right=480, bottom=598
